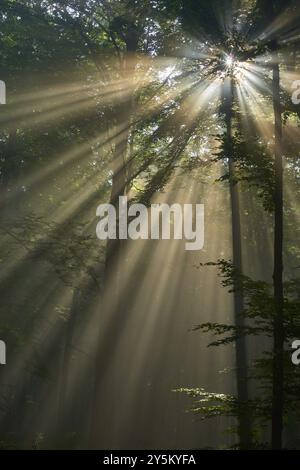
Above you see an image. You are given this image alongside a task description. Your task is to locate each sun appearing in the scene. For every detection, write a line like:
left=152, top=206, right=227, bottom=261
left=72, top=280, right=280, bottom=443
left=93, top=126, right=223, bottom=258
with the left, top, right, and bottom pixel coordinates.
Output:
left=225, top=54, right=234, bottom=68
left=222, top=53, right=247, bottom=82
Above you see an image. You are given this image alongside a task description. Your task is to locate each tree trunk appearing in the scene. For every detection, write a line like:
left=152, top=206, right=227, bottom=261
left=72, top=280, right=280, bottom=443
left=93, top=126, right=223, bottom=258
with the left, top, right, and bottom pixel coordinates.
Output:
left=224, top=77, right=252, bottom=449
left=89, top=29, right=139, bottom=448
left=271, top=54, right=284, bottom=451
left=104, top=45, right=137, bottom=285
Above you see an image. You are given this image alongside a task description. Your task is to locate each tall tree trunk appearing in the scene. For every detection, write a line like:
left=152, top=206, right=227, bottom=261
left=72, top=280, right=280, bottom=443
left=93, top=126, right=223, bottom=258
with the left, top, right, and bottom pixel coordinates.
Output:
left=103, top=101, right=132, bottom=285
left=104, top=45, right=137, bottom=285
left=89, top=27, right=139, bottom=448
left=271, top=52, right=284, bottom=451
left=224, top=77, right=252, bottom=449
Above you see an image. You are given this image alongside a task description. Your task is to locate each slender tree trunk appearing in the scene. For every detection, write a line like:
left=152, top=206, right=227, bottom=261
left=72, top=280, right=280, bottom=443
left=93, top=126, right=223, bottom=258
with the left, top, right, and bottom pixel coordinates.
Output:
left=104, top=47, right=137, bottom=285
left=103, top=102, right=132, bottom=285
left=89, top=29, right=139, bottom=448
left=271, top=54, right=284, bottom=451
left=224, top=77, right=252, bottom=449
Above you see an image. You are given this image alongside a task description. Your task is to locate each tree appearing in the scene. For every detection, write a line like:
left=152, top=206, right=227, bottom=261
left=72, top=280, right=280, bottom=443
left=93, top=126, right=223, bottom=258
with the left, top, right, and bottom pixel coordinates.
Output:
left=162, top=0, right=254, bottom=448
left=254, top=0, right=299, bottom=449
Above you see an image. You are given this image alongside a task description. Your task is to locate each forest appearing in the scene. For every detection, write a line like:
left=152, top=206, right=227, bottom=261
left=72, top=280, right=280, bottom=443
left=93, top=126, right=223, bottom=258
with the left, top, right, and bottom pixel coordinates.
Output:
left=0, top=0, right=300, bottom=451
